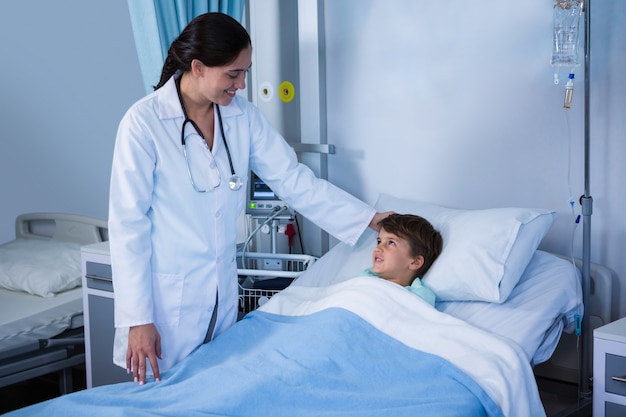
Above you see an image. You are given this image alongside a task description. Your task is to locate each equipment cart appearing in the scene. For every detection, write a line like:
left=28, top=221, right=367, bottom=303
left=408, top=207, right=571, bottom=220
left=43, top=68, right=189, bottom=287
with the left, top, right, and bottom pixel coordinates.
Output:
left=236, top=252, right=317, bottom=317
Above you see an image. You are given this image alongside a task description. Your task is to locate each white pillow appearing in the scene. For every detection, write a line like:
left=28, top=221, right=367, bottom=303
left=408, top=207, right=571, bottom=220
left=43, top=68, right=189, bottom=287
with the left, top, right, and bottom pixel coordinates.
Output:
left=0, top=238, right=82, bottom=297
left=370, top=194, right=556, bottom=303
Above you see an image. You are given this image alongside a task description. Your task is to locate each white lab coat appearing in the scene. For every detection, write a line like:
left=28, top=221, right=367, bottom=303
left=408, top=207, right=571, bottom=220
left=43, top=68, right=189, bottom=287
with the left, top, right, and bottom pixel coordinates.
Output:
left=108, top=75, right=375, bottom=373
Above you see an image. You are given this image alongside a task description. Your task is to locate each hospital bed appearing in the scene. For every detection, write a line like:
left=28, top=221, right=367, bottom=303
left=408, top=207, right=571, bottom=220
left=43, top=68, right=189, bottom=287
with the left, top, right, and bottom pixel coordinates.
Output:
left=3, top=195, right=589, bottom=417
left=0, top=213, right=107, bottom=394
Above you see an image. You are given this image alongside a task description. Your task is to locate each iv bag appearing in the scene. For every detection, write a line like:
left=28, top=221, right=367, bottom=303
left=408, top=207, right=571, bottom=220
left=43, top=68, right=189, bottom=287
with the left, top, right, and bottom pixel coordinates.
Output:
left=551, top=0, right=583, bottom=67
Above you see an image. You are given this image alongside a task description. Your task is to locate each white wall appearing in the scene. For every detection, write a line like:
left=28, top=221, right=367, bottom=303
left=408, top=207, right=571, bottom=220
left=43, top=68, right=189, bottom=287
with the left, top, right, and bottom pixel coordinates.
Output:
left=0, top=1, right=144, bottom=239
left=322, top=0, right=626, bottom=319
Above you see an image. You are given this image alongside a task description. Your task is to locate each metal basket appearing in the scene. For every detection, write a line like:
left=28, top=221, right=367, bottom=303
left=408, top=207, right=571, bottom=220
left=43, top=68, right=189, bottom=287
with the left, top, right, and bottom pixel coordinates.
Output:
left=237, top=252, right=317, bottom=316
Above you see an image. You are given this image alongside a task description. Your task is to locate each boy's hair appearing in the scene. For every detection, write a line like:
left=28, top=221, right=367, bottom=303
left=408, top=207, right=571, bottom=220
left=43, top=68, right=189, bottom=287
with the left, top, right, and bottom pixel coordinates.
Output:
left=378, top=214, right=443, bottom=278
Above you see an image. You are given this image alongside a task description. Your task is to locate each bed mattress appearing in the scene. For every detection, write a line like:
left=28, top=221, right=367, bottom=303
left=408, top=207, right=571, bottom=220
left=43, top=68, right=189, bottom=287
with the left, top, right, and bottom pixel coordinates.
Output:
left=0, top=287, right=83, bottom=358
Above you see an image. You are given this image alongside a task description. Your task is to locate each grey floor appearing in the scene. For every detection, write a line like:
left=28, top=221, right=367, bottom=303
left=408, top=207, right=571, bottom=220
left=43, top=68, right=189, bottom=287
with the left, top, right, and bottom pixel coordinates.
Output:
left=0, top=367, right=86, bottom=414
left=537, top=377, right=593, bottom=417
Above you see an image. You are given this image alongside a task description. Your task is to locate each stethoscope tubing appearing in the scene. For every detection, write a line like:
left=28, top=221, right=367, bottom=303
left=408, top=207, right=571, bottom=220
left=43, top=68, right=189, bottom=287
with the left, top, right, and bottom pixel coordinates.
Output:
left=176, top=76, right=241, bottom=191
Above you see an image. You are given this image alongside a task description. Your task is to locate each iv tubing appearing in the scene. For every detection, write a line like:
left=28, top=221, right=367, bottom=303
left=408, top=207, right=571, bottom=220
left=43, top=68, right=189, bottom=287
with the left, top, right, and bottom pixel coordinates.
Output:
left=240, top=206, right=290, bottom=266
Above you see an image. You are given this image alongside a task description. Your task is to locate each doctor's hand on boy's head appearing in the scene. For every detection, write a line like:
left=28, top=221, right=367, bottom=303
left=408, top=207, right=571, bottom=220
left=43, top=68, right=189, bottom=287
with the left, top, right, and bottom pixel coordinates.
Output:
left=369, top=211, right=395, bottom=232
left=127, top=323, right=162, bottom=385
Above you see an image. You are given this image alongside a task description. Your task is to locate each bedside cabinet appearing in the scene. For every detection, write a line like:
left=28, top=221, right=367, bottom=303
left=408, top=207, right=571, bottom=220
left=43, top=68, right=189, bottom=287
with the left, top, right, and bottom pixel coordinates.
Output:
left=593, top=317, right=626, bottom=417
left=81, top=242, right=129, bottom=388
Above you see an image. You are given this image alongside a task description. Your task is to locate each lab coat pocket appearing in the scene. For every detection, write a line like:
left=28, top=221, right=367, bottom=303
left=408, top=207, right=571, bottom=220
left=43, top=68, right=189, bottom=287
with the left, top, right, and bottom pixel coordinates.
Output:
left=152, top=273, right=184, bottom=326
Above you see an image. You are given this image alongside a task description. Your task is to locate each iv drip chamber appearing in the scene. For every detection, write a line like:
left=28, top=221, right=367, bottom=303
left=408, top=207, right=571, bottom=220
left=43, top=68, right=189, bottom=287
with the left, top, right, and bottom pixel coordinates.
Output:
left=563, top=73, right=574, bottom=109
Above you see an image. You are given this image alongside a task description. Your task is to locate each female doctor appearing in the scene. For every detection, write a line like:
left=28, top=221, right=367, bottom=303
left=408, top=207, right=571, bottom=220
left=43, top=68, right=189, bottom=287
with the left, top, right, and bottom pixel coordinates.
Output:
left=109, top=12, right=390, bottom=385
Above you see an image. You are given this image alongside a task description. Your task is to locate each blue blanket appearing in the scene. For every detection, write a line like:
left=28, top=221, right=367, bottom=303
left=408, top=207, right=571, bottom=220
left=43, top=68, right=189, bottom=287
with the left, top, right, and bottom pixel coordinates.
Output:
left=8, top=308, right=504, bottom=417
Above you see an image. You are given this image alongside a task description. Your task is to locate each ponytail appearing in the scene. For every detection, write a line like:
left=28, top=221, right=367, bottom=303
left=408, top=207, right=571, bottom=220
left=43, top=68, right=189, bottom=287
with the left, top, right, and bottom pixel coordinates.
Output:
left=154, top=51, right=185, bottom=90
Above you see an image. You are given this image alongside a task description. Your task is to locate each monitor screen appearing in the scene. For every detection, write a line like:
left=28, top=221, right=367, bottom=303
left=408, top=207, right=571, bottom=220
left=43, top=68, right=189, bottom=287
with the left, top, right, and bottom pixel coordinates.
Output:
left=246, top=171, right=290, bottom=216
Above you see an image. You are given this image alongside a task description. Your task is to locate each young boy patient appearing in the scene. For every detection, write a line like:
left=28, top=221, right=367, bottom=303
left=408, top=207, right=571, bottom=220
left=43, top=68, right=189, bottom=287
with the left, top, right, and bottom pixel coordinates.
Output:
left=364, top=214, right=443, bottom=306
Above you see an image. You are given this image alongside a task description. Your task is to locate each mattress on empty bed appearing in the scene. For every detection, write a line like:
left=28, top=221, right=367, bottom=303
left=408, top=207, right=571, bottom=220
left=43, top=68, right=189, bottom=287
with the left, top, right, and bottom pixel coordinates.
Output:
left=0, top=287, right=83, bottom=358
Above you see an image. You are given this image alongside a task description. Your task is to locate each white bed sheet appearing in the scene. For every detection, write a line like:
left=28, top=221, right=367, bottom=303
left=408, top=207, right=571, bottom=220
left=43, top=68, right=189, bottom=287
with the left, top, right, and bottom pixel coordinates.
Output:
left=0, top=287, right=83, bottom=354
left=438, top=250, right=582, bottom=365
left=293, top=231, right=582, bottom=366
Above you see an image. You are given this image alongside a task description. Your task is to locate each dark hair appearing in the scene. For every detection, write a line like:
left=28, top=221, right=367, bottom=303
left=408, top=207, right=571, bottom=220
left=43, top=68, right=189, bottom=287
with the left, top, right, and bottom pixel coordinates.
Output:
left=154, top=12, right=251, bottom=90
left=378, top=214, right=443, bottom=278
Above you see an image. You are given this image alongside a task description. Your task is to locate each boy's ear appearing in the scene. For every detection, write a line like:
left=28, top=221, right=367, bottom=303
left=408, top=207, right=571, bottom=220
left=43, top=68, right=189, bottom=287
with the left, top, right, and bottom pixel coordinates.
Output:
left=409, top=255, right=424, bottom=271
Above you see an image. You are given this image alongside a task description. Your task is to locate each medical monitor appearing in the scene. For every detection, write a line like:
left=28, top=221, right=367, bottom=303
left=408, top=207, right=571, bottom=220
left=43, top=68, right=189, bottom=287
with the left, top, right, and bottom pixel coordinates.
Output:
left=246, top=171, right=290, bottom=217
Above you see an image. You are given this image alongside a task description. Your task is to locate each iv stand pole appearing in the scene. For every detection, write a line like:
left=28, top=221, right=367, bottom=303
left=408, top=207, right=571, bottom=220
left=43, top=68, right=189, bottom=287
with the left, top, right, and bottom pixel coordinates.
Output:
left=580, top=0, right=593, bottom=400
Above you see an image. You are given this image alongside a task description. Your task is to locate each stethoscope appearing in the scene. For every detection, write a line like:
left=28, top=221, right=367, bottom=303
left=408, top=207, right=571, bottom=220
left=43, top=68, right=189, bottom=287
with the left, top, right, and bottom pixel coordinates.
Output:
left=176, top=76, right=243, bottom=192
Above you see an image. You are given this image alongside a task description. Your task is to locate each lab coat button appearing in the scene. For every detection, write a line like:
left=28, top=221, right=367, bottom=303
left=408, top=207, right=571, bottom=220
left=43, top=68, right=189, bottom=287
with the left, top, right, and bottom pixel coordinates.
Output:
left=215, top=211, right=221, bottom=218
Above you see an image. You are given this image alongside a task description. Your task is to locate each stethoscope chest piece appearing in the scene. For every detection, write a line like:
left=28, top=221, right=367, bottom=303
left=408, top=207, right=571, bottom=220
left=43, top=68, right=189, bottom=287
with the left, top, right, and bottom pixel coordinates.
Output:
left=229, top=174, right=243, bottom=191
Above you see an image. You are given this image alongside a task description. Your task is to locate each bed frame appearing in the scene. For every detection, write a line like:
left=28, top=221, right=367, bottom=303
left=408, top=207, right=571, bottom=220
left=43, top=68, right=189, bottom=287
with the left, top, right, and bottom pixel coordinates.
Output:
left=0, top=213, right=107, bottom=393
left=14, top=212, right=108, bottom=244
left=534, top=255, right=614, bottom=415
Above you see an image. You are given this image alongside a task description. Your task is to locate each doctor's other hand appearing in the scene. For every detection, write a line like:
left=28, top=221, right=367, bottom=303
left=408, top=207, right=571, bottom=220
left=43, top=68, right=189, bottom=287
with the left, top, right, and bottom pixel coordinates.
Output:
left=127, top=323, right=162, bottom=385
left=369, top=211, right=395, bottom=232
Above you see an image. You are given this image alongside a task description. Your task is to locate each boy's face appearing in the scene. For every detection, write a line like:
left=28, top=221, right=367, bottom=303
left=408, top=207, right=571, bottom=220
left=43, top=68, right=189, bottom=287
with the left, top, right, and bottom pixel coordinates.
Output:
left=372, top=228, right=423, bottom=287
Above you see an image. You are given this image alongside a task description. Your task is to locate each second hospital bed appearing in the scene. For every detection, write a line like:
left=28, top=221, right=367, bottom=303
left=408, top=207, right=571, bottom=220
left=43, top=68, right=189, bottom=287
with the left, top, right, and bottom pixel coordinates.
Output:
left=0, top=213, right=107, bottom=393
left=3, top=194, right=586, bottom=417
